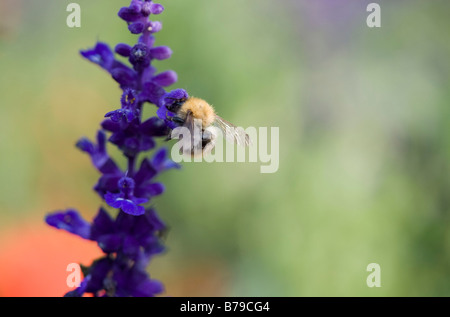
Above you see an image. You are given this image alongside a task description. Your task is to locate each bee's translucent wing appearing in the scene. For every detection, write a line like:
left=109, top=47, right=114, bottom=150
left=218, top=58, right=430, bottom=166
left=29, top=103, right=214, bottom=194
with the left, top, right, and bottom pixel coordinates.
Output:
left=214, top=115, right=252, bottom=147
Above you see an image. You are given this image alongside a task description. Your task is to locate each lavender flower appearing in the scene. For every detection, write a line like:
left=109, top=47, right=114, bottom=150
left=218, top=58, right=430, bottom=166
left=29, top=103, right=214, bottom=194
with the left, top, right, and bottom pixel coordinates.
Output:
left=45, top=0, right=184, bottom=297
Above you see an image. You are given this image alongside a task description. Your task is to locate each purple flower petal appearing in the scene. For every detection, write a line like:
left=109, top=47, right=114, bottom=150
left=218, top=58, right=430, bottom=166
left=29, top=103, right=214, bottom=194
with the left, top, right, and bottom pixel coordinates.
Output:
left=96, top=130, right=107, bottom=153
left=105, top=192, right=123, bottom=208
left=101, top=119, right=121, bottom=132
left=64, top=275, right=90, bottom=297
left=120, top=200, right=144, bottom=216
left=85, top=257, right=113, bottom=293
left=124, top=137, right=140, bottom=155
left=152, top=147, right=167, bottom=167
left=150, top=46, right=172, bottom=60
left=119, top=176, right=135, bottom=190
left=129, top=43, right=151, bottom=71
left=160, top=88, right=189, bottom=107
left=76, top=137, right=95, bottom=155
left=139, top=65, right=157, bottom=84
left=140, top=117, right=168, bottom=137
left=134, top=197, right=149, bottom=205
left=115, top=43, right=132, bottom=57
left=145, top=183, right=165, bottom=196
left=115, top=211, right=136, bottom=232
left=90, top=207, right=115, bottom=240
left=111, top=66, right=138, bottom=87
left=104, top=109, right=136, bottom=128
left=140, top=136, right=156, bottom=152
left=133, top=279, right=164, bottom=297
left=97, top=233, right=123, bottom=253
left=118, top=7, right=142, bottom=23
left=148, top=21, right=162, bottom=33
left=156, top=104, right=168, bottom=119
left=80, top=42, right=114, bottom=71
left=141, top=2, right=152, bottom=16
left=45, top=209, right=91, bottom=239
left=121, top=89, right=138, bottom=108
left=129, top=0, right=142, bottom=13
left=134, top=205, right=146, bottom=216
left=128, top=22, right=145, bottom=34
left=134, top=158, right=157, bottom=186
left=94, top=173, right=122, bottom=197
left=152, top=70, right=177, bottom=87
left=152, top=147, right=180, bottom=171
left=146, top=208, right=166, bottom=232
left=138, top=33, right=155, bottom=49
left=122, top=235, right=140, bottom=257
left=150, top=3, right=164, bottom=15
left=141, top=82, right=165, bottom=106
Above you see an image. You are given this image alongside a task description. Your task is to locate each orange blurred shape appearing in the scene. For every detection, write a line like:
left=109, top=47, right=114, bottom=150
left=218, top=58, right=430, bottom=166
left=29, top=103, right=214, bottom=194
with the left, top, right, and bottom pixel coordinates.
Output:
left=0, top=221, right=103, bottom=297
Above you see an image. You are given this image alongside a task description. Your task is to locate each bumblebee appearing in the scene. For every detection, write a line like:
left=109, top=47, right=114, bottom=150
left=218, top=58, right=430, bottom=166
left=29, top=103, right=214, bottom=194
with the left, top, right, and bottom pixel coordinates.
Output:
left=166, top=96, right=251, bottom=156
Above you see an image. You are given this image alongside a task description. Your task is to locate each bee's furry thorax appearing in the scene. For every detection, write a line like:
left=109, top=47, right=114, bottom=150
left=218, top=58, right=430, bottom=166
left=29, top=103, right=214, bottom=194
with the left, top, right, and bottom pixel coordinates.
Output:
left=179, top=97, right=216, bottom=128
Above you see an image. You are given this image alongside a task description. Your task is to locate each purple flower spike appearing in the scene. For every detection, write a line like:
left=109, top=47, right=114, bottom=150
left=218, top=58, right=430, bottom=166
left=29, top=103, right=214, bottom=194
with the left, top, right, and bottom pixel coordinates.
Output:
left=47, top=0, right=183, bottom=297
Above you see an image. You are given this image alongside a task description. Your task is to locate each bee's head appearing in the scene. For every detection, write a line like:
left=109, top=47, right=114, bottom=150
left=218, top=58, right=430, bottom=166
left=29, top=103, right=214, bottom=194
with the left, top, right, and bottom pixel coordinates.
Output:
left=166, top=98, right=186, bottom=113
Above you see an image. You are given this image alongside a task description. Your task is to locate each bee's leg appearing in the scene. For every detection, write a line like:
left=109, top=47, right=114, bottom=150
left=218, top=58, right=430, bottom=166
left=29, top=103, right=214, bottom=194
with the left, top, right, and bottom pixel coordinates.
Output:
left=165, top=116, right=185, bottom=141
left=201, top=130, right=217, bottom=155
left=201, top=129, right=213, bottom=148
left=170, top=115, right=185, bottom=125
left=202, top=129, right=213, bottom=140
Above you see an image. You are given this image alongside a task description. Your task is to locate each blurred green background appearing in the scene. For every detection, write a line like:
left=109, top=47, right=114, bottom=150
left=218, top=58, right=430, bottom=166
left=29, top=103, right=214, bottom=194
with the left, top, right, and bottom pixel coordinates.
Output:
left=1, top=0, right=450, bottom=296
